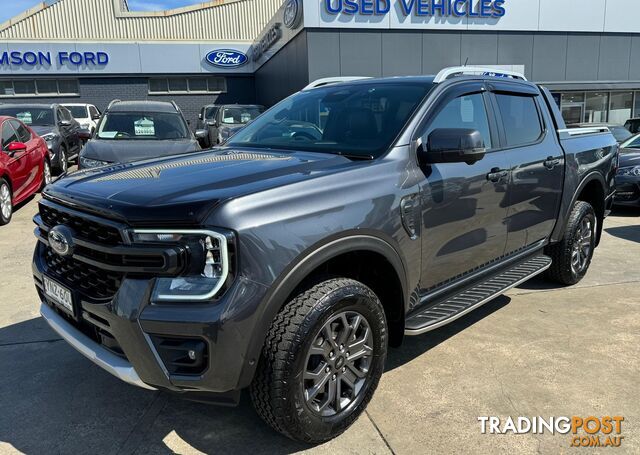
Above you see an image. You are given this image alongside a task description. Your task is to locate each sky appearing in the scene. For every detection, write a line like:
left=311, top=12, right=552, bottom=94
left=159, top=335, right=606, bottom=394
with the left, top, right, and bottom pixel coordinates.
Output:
left=0, top=0, right=206, bottom=24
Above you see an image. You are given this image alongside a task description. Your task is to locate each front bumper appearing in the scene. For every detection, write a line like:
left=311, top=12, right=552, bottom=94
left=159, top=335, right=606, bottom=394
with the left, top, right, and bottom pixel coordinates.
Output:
left=32, top=200, right=270, bottom=397
left=613, top=176, right=640, bottom=206
left=40, top=302, right=155, bottom=390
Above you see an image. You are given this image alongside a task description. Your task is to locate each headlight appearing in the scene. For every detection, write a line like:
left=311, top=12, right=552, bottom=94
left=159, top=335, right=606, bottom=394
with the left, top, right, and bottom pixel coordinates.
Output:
left=42, top=133, right=57, bottom=142
left=80, top=156, right=110, bottom=168
left=129, top=229, right=230, bottom=302
left=617, top=166, right=640, bottom=177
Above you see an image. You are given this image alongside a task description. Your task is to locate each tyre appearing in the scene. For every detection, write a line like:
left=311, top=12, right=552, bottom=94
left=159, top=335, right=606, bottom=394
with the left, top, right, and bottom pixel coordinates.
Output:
left=40, top=159, right=52, bottom=192
left=250, top=278, right=387, bottom=444
left=0, top=178, right=13, bottom=226
left=55, top=145, right=68, bottom=175
left=545, top=201, right=597, bottom=285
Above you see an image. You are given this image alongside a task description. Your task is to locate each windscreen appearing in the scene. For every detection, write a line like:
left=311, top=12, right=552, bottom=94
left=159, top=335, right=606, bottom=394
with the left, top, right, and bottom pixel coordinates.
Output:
left=0, top=107, right=54, bottom=126
left=226, top=83, right=431, bottom=158
left=97, top=112, right=190, bottom=140
left=221, top=106, right=264, bottom=125
left=65, top=105, right=88, bottom=119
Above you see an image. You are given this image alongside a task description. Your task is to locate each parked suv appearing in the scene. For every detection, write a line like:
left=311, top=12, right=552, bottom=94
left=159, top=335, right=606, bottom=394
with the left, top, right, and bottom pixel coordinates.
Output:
left=78, top=100, right=202, bottom=169
left=63, top=103, right=101, bottom=134
left=196, top=104, right=264, bottom=147
left=195, top=104, right=220, bottom=147
left=33, top=68, right=617, bottom=443
left=0, top=104, right=82, bottom=174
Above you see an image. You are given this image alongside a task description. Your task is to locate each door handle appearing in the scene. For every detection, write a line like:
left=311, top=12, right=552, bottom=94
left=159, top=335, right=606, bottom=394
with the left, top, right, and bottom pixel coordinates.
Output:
left=544, top=157, right=561, bottom=169
left=487, top=168, right=509, bottom=182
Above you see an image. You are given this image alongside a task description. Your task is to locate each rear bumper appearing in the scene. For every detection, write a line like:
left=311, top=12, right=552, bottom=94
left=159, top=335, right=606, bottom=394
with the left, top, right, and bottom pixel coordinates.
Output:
left=40, top=302, right=155, bottom=391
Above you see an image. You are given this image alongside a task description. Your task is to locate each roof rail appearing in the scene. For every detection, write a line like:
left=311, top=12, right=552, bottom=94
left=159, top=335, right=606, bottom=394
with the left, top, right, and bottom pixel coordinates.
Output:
left=107, top=99, right=121, bottom=110
left=434, top=66, right=527, bottom=84
left=303, top=76, right=372, bottom=90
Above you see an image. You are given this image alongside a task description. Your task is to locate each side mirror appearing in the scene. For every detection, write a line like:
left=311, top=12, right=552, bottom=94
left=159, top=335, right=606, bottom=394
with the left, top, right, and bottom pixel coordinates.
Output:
left=78, top=128, right=92, bottom=141
left=92, top=114, right=101, bottom=120
left=195, top=129, right=208, bottom=139
left=420, top=128, right=486, bottom=165
left=6, top=141, right=27, bottom=156
left=198, top=113, right=203, bottom=120
left=59, top=120, right=71, bottom=127
left=207, top=120, right=218, bottom=127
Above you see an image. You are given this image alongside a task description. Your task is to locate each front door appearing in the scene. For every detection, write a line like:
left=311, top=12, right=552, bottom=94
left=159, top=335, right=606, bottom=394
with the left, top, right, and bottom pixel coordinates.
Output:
left=1, top=121, right=30, bottom=201
left=418, top=83, right=510, bottom=291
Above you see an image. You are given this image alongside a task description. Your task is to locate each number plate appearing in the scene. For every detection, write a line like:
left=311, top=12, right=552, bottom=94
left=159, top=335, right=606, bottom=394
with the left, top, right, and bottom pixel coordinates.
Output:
left=43, top=276, right=74, bottom=315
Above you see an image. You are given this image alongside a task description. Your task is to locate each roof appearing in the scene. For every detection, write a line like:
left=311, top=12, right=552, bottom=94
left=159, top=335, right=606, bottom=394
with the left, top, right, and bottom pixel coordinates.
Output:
left=106, top=101, right=178, bottom=113
left=0, top=0, right=281, bottom=41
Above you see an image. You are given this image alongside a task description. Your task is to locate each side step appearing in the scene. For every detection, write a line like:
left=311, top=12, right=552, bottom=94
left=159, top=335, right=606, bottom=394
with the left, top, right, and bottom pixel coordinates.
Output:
left=405, top=255, right=552, bottom=335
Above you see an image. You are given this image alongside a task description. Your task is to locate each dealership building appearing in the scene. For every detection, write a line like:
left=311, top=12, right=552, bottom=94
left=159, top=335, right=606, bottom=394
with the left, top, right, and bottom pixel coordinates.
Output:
left=2, top=0, right=640, bottom=126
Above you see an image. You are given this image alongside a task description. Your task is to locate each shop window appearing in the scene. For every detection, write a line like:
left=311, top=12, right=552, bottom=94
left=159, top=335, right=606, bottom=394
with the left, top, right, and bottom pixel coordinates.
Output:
left=609, top=92, right=633, bottom=125
left=0, top=79, right=79, bottom=97
left=168, top=78, right=188, bottom=92
left=36, top=79, right=58, bottom=94
left=57, top=79, right=79, bottom=95
left=188, top=78, right=208, bottom=92
left=148, top=77, right=227, bottom=95
left=584, top=92, right=608, bottom=123
left=633, top=92, right=640, bottom=118
left=13, top=80, right=36, bottom=95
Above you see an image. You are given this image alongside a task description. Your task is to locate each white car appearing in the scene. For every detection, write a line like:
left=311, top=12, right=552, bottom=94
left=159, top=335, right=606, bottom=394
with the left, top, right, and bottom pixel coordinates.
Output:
left=62, top=103, right=101, bottom=134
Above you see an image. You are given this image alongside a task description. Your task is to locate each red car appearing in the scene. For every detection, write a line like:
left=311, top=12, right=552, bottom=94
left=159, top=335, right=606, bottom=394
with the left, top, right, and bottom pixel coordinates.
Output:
left=0, top=116, right=51, bottom=225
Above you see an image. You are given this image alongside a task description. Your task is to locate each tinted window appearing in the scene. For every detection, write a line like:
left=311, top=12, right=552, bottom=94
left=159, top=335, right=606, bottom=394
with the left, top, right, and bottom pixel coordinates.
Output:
left=204, top=107, right=218, bottom=119
left=1, top=122, right=18, bottom=149
left=10, top=120, right=31, bottom=143
left=228, top=83, right=432, bottom=158
left=495, top=94, right=543, bottom=146
left=221, top=106, right=264, bottom=125
left=0, top=107, right=54, bottom=126
left=97, top=112, right=190, bottom=140
left=65, top=105, right=89, bottom=119
left=425, top=93, right=492, bottom=149
left=89, top=106, right=100, bottom=118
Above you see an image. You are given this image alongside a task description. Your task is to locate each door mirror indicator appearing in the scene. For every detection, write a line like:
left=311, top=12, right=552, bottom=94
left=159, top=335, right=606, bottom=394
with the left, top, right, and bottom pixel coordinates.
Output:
left=420, top=128, right=486, bottom=165
left=195, top=129, right=208, bottom=139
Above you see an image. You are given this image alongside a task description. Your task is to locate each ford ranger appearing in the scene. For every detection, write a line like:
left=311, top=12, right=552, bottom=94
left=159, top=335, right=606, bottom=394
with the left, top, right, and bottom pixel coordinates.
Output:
left=33, top=67, right=617, bottom=443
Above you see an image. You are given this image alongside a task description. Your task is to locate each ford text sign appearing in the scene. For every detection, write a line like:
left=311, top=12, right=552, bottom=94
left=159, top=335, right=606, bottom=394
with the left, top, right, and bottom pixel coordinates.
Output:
left=206, top=50, right=248, bottom=68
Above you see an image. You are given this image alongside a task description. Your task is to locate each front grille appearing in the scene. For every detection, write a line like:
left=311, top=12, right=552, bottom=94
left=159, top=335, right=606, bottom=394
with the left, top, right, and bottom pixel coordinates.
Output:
left=40, top=203, right=122, bottom=245
left=44, top=246, right=123, bottom=300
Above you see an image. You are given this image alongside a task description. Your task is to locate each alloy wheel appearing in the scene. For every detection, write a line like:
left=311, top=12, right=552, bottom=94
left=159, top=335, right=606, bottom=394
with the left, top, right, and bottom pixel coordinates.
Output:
left=571, top=217, right=594, bottom=275
left=0, top=184, right=12, bottom=220
left=303, top=311, right=374, bottom=417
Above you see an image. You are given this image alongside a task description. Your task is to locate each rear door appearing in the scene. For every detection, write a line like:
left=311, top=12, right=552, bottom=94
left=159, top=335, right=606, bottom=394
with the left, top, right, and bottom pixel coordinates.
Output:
left=417, top=81, right=511, bottom=291
left=1, top=121, right=30, bottom=201
left=488, top=83, right=564, bottom=253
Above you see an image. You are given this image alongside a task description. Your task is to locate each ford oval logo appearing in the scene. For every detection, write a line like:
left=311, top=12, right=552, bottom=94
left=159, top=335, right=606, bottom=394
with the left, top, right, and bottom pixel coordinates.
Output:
left=206, top=49, right=248, bottom=68
left=48, top=225, right=75, bottom=257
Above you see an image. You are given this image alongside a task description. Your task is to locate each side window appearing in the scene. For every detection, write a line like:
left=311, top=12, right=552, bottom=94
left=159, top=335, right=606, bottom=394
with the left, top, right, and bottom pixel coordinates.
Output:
left=495, top=94, right=543, bottom=147
left=89, top=106, right=100, bottom=118
left=425, top=93, right=493, bottom=149
left=1, top=122, right=19, bottom=149
left=10, top=120, right=31, bottom=143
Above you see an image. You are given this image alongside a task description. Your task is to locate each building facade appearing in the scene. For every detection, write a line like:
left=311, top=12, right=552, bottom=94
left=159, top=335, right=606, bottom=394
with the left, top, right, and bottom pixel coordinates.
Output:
left=2, top=0, right=640, bottom=126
